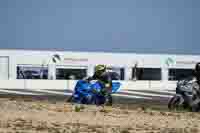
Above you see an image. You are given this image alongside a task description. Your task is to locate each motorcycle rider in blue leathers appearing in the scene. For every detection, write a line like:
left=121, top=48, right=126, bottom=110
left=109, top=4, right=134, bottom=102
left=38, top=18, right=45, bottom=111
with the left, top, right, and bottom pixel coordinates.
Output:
left=84, top=64, right=112, bottom=93
left=82, top=64, right=114, bottom=105
left=70, top=64, right=120, bottom=105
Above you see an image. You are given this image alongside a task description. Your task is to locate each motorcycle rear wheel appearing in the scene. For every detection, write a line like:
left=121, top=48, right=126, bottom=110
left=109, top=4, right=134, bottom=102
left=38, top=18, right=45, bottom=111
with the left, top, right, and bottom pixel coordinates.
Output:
left=67, top=95, right=73, bottom=102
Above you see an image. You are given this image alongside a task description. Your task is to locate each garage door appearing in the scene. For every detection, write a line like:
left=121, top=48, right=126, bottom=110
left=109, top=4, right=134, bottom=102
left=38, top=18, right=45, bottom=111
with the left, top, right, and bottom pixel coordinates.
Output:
left=0, top=57, right=9, bottom=80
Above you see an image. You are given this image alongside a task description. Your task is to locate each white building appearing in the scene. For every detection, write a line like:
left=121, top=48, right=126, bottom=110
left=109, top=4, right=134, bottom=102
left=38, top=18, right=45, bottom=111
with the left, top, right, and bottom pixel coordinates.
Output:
left=0, top=49, right=199, bottom=81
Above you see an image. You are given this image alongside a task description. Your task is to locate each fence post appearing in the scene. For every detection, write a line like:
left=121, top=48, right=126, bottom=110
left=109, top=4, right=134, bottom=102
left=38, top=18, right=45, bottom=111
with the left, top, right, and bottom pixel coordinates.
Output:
left=148, top=80, right=151, bottom=90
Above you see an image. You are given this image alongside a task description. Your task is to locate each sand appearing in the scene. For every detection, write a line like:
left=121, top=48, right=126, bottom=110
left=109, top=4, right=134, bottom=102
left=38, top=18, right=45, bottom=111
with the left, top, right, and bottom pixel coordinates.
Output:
left=0, top=97, right=200, bottom=133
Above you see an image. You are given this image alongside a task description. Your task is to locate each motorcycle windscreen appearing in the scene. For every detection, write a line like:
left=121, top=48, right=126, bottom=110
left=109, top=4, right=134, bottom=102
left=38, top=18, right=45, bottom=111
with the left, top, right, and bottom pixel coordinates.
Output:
left=112, top=82, right=121, bottom=93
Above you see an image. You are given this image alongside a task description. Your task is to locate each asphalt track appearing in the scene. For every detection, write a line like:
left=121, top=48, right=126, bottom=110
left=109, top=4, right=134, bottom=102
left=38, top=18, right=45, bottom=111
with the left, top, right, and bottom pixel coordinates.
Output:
left=0, top=88, right=173, bottom=111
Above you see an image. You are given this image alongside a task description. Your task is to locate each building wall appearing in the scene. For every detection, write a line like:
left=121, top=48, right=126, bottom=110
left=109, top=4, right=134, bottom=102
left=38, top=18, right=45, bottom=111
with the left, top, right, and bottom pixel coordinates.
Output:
left=0, top=49, right=200, bottom=81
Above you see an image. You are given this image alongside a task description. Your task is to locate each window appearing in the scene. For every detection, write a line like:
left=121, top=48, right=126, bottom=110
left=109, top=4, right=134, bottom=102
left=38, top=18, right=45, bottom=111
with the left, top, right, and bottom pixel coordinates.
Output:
left=17, top=65, right=48, bottom=79
left=168, top=69, right=194, bottom=81
left=107, top=67, right=124, bottom=80
left=56, top=68, right=87, bottom=80
left=132, top=68, right=161, bottom=80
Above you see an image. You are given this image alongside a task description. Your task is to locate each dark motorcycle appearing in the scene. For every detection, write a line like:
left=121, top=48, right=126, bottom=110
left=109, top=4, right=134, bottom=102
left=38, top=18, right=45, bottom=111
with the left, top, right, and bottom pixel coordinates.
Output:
left=168, top=78, right=200, bottom=111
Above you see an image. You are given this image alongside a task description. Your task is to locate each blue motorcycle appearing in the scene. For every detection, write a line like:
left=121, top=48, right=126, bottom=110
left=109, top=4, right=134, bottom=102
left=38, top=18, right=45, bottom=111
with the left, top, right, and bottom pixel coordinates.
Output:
left=68, top=79, right=121, bottom=106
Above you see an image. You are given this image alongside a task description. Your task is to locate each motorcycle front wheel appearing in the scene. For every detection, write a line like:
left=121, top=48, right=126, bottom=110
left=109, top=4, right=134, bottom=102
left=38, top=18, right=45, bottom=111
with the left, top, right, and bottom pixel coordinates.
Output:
left=168, top=95, right=183, bottom=110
